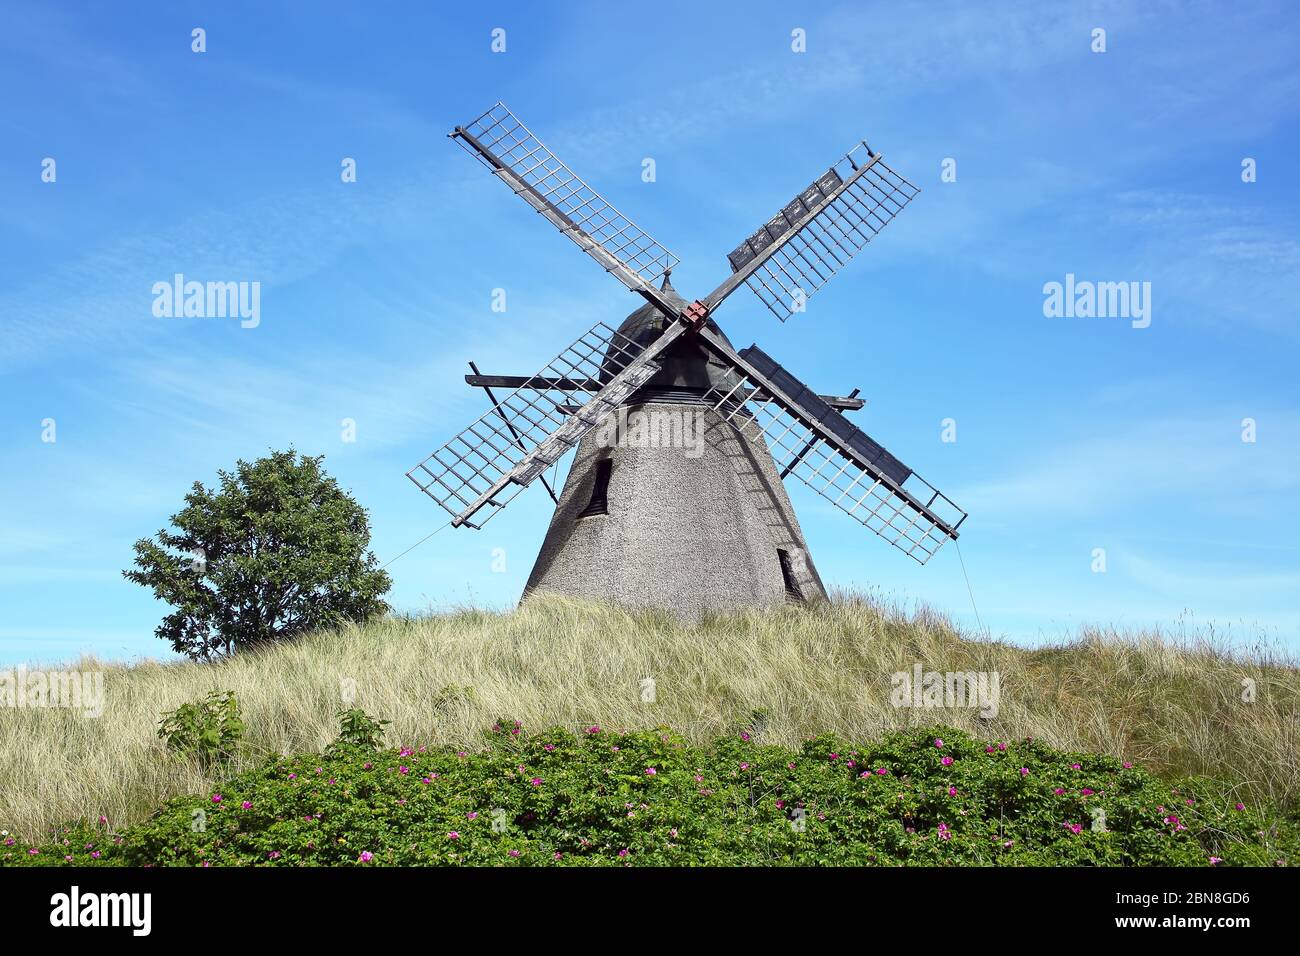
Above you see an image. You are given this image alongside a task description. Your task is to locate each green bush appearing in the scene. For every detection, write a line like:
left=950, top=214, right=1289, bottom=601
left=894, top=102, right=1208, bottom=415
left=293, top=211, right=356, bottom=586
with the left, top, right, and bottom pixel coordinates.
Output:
left=4, top=725, right=1295, bottom=867
left=157, top=692, right=245, bottom=769
left=327, top=708, right=390, bottom=754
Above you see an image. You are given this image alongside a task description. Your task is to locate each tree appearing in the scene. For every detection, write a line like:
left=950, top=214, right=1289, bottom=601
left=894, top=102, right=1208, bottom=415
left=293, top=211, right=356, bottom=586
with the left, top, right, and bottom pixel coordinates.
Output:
left=125, top=449, right=391, bottom=660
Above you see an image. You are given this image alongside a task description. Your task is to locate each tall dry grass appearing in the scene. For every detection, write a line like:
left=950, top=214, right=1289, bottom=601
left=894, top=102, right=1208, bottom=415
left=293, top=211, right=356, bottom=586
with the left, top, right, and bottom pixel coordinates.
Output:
left=2, top=594, right=1297, bottom=841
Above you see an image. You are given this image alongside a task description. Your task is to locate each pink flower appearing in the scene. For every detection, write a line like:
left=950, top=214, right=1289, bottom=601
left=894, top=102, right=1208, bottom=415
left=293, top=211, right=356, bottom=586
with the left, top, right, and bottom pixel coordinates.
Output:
left=740, top=762, right=750, bottom=771
left=645, top=768, right=657, bottom=776
left=544, top=743, right=555, bottom=751
left=985, top=746, right=995, bottom=753
left=1054, top=788, right=1065, bottom=795
left=937, top=823, right=952, bottom=841
left=1122, top=761, right=1133, bottom=769
left=618, top=848, right=629, bottom=857
left=530, top=777, right=543, bottom=787
left=1019, top=767, right=1030, bottom=777
left=1209, top=856, right=1222, bottom=865
left=587, top=726, right=601, bottom=734
left=398, top=766, right=410, bottom=775
left=508, top=849, right=521, bottom=857
left=1063, top=822, right=1082, bottom=835
left=1235, top=803, right=1246, bottom=811
left=268, top=850, right=281, bottom=860
left=948, top=786, right=957, bottom=797
left=740, top=732, right=751, bottom=741
left=875, top=767, right=889, bottom=775
left=934, top=739, right=944, bottom=749
left=210, top=794, right=222, bottom=803
left=941, top=756, right=953, bottom=766
left=241, top=801, right=253, bottom=810
left=97, top=815, right=108, bottom=825
left=1081, top=788, right=1095, bottom=796
left=828, top=753, right=839, bottom=761
left=448, top=831, right=461, bottom=840
left=1070, top=763, right=1081, bottom=770
left=998, top=742, right=1006, bottom=751
left=288, top=773, right=297, bottom=779
left=359, top=851, right=373, bottom=863
left=90, top=850, right=101, bottom=859
left=554, top=851, right=563, bottom=860
left=467, top=811, right=478, bottom=820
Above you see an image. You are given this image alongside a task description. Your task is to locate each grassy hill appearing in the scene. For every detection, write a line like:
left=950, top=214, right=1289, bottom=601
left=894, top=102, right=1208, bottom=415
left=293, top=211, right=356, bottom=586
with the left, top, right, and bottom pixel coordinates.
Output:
left=2, top=594, right=1297, bottom=861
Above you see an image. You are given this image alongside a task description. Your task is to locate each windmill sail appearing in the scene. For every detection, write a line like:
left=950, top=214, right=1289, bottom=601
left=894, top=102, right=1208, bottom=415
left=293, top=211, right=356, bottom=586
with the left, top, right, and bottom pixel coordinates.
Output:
left=697, top=329, right=965, bottom=564
left=706, top=143, right=920, bottom=323
left=451, top=102, right=680, bottom=301
left=407, top=320, right=686, bottom=528
left=419, top=103, right=967, bottom=585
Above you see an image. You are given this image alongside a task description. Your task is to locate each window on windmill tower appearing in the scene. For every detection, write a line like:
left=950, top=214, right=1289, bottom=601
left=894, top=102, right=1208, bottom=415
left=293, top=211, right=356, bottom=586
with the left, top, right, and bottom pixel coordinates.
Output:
left=777, top=548, right=805, bottom=603
left=579, top=458, right=613, bottom=518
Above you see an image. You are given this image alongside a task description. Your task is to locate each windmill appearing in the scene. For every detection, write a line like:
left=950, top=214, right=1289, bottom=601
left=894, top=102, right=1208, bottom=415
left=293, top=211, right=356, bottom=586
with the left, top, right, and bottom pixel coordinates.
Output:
left=408, top=103, right=966, bottom=617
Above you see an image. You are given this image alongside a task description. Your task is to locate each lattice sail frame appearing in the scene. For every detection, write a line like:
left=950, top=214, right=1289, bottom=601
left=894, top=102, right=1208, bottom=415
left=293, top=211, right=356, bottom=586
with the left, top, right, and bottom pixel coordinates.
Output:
left=452, top=102, right=680, bottom=291
left=701, top=344, right=966, bottom=564
left=722, top=144, right=920, bottom=323
left=407, top=320, right=680, bottom=528
left=422, top=103, right=964, bottom=561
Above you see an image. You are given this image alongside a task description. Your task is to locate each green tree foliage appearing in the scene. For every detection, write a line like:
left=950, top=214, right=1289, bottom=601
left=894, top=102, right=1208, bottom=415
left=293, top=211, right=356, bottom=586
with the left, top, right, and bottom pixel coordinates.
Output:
left=124, top=450, right=391, bottom=660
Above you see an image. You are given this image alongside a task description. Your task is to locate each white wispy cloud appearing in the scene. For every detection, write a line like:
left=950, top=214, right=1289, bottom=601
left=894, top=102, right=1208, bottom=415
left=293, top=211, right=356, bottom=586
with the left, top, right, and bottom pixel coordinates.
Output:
left=955, top=410, right=1300, bottom=519
left=1116, top=545, right=1300, bottom=598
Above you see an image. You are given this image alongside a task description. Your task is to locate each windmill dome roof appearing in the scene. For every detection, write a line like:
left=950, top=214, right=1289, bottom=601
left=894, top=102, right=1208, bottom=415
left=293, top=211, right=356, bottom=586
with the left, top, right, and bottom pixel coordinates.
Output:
left=603, top=275, right=742, bottom=400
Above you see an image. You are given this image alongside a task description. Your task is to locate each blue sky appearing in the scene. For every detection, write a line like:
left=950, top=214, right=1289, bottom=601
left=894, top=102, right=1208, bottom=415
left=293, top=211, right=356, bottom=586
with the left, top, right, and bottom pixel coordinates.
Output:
left=2, top=0, right=1298, bottom=666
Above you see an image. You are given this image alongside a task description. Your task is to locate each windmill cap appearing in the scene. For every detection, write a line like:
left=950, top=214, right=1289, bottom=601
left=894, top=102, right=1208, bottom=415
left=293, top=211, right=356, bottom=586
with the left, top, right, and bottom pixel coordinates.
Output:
left=602, top=290, right=741, bottom=399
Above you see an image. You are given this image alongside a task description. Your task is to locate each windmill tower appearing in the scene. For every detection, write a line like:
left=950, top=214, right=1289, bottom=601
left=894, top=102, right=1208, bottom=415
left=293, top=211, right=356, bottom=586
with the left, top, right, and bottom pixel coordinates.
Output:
left=409, top=104, right=967, bottom=617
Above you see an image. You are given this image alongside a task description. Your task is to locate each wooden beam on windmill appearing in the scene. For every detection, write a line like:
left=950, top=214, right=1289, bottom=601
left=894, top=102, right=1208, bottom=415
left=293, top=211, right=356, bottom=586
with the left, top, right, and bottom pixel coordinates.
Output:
left=464, top=372, right=867, bottom=411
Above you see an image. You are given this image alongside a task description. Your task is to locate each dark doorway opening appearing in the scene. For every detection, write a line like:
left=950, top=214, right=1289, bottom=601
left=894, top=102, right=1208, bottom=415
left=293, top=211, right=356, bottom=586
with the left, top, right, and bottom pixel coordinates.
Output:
left=777, top=548, right=804, bottom=603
